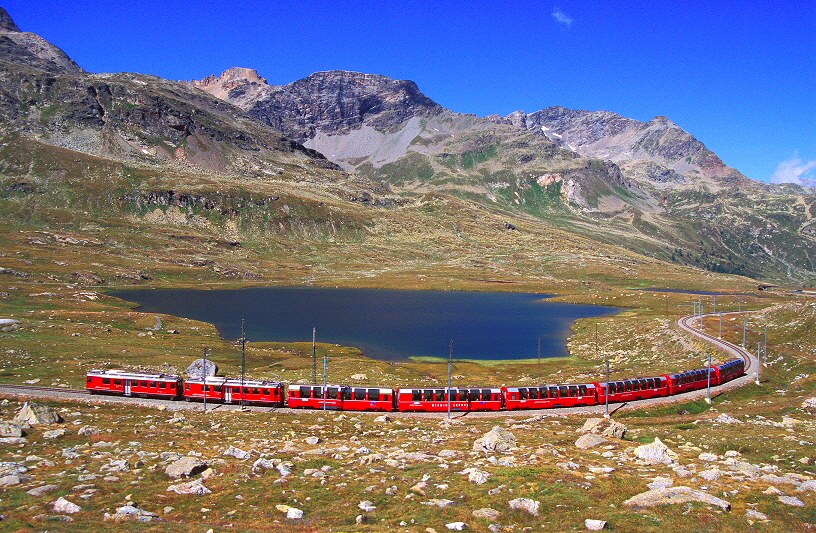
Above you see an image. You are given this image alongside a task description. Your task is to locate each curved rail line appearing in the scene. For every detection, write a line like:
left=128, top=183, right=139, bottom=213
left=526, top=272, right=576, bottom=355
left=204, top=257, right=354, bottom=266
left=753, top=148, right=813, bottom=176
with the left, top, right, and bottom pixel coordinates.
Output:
left=0, top=313, right=761, bottom=417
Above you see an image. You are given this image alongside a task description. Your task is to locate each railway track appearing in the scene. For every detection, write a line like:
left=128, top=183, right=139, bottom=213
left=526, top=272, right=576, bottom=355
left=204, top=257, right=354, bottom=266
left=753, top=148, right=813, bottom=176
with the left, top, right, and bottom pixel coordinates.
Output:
left=0, top=313, right=761, bottom=417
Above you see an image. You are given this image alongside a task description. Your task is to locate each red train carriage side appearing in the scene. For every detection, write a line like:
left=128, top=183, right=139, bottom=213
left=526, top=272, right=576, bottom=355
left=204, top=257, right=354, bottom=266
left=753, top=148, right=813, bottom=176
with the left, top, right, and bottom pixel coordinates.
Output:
left=183, top=378, right=283, bottom=405
left=663, top=368, right=713, bottom=396
left=595, top=376, right=669, bottom=405
left=713, top=359, right=745, bottom=385
left=287, top=384, right=347, bottom=410
left=396, top=387, right=503, bottom=412
left=86, top=370, right=182, bottom=399
left=503, top=384, right=598, bottom=410
left=337, top=386, right=395, bottom=411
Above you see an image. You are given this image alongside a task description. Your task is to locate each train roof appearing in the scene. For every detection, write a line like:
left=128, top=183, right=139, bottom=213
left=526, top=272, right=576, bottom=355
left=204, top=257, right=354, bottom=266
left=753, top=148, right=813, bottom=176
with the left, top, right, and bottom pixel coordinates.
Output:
left=293, top=383, right=394, bottom=392
left=396, top=386, right=501, bottom=391
left=87, top=369, right=181, bottom=380
left=184, top=377, right=281, bottom=386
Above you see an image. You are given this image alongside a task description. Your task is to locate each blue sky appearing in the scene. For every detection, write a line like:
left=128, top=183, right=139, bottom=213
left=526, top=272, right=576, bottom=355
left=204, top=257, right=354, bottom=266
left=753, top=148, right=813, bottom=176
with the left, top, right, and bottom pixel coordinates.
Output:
left=5, top=0, right=815, bottom=185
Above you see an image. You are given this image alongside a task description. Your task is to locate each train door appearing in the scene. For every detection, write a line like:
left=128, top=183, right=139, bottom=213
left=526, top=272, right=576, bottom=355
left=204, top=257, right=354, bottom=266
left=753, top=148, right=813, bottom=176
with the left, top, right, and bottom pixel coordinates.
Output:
left=124, top=380, right=132, bottom=396
left=225, top=387, right=233, bottom=403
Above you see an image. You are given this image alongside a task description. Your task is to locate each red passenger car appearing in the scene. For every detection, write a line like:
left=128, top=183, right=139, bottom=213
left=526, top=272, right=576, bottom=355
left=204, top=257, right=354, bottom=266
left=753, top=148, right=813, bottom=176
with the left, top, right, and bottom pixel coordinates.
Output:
left=503, top=383, right=599, bottom=409
left=395, top=387, right=503, bottom=412
left=663, top=368, right=713, bottom=395
left=86, top=370, right=182, bottom=399
left=712, top=359, right=745, bottom=385
left=183, top=378, right=283, bottom=406
left=595, top=376, right=668, bottom=405
left=287, top=384, right=344, bottom=410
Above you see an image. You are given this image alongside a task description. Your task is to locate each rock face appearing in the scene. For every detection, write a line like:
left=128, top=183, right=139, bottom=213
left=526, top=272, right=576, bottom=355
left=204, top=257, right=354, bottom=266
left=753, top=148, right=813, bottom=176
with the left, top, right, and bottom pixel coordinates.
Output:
left=0, top=8, right=83, bottom=74
left=473, top=426, right=517, bottom=453
left=623, top=486, right=731, bottom=511
left=14, top=403, right=63, bottom=425
left=185, top=359, right=218, bottom=378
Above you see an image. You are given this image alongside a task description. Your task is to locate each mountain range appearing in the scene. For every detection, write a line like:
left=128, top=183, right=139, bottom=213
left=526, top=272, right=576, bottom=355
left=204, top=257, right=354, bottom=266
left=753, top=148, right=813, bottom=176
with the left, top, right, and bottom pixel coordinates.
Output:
left=1, top=6, right=814, bottom=286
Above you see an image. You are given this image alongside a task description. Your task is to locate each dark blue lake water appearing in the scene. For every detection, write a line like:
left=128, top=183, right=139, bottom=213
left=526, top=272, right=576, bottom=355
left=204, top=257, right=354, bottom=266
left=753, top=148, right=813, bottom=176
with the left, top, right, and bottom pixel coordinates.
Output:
left=109, top=287, right=618, bottom=361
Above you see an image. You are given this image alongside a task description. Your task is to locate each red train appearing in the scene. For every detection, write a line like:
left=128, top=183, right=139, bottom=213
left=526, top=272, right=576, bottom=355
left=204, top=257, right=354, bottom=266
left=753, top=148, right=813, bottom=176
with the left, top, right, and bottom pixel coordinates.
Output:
left=85, top=358, right=744, bottom=412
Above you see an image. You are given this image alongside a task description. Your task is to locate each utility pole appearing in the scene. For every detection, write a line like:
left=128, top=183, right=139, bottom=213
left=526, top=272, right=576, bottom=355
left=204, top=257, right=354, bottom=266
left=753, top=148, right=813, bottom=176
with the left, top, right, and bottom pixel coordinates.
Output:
left=323, top=341, right=327, bottom=411
left=447, top=340, right=452, bottom=420
left=718, top=312, right=722, bottom=339
left=698, top=299, right=703, bottom=331
left=311, top=327, right=316, bottom=384
left=202, top=347, right=210, bottom=413
left=241, top=319, right=246, bottom=410
left=705, top=351, right=712, bottom=404
left=742, top=316, right=746, bottom=348
left=604, top=360, right=610, bottom=418
left=756, top=341, right=761, bottom=385
left=763, top=326, right=768, bottom=367
left=713, top=294, right=717, bottom=315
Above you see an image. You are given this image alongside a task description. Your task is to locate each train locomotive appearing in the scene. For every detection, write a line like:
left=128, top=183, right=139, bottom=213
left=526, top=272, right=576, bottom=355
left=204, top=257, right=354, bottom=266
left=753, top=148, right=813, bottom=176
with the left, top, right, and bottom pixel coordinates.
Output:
left=86, top=358, right=744, bottom=412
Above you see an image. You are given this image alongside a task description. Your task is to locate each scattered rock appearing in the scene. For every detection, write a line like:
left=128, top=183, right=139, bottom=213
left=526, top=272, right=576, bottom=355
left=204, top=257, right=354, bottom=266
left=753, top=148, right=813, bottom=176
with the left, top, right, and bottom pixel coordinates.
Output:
left=0, top=421, right=24, bottom=437
left=305, top=436, right=321, bottom=445
left=27, top=484, right=58, bottom=496
left=623, top=486, right=731, bottom=511
left=466, top=468, right=491, bottom=485
left=472, top=508, right=501, bottom=521
left=473, top=426, right=517, bottom=453
left=223, top=445, right=251, bottom=459
left=358, top=500, right=376, bottom=512
left=43, top=429, right=67, bottom=439
left=108, top=505, right=161, bottom=522
left=166, top=479, right=211, bottom=495
left=78, top=426, right=100, bottom=437
left=746, top=509, right=768, bottom=520
left=796, top=480, right=816, bottom=493
left=52, top=497, right=81, bottom=514
left=14, top=402, right=63, bottom=425
left=185, top=358, right=218, bottom=378
left=165, top=457, right=208, bottom=479
left=374, top=415, right=391, bottom=423
left=508, top=498, right=540, bottom=516
left=778, top=496, right=804, bottom=507
left=713, top=413, right=743, bottom=424
left=575, top=433, right=607, bottom=450
left=585, top=519, right=607, bottom=530
left=646, top=477, right=673, bottom=490
left=350, top=374, right=367, bottom=380
left=634, top=437, right=677, bottom=465
left=275, top=504, right=303, bottom=519
left=579, top=418, right=627, bottom=439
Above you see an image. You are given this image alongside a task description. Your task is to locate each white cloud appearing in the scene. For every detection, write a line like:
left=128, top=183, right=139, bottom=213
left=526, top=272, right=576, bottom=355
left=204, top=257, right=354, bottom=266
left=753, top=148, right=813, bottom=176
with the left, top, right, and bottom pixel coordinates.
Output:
left=552, top=7, right=573, bottom=28
left=771, top=156, right=816, bottom=187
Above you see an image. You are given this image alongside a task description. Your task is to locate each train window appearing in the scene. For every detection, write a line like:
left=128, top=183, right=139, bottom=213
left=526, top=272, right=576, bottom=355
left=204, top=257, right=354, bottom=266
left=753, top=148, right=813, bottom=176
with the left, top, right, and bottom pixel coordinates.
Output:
left=140, top=381, right=148, bottom=387
left=312, top=387, right=322, bottom=398
left=559, top=386, right=569, bottom=397
left=326, top=388, right=338, bottom=399
left=369, top=389, right=380, bottom=401
left=519, top=388, right=528, bottom=400
left=159, top=382, right=166, bottom=389
left=423, top=390, right=433, bottom=401
left=579, top=385, right=587, bottom=396
left=262, top=389, right=269, bottom=395
left=252, top=388, right=260, bottom=395
left=460, top=390, right=469, bottom=401
left=549, top=386, right=559, bottom=398
left=87, top=376, right=92, bottom=383
left=185, top=384, right=191, bottom=390
left=569, top=386, right=578, bottom=397
left=435, top=390, right=445, bottom=401
left=299, top=386, right=310, bottom=397
left=149, top=382, right=156, bottom=388
left=102, top=378, right=111, bottom=384
left=469, top=390, right=480, bottom=401
left=412, top=390, right=421, bottom=402
left=114, top=379, right=122, bottom=385
left=482, top=389, right=491, bottom=400
left=342, top=388, right=352, bottom=400
left=211, top=386, right=220, bottom=392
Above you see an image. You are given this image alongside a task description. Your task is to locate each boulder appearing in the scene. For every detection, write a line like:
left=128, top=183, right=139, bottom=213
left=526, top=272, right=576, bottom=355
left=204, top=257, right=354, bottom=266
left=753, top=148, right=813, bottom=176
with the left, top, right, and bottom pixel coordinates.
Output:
left=52, top=497, right=81, bottom=514
left=165, top=456, right=208, bottom=479
left=579, top=417, right=626, bottom=439
left=275, top=504, right=303, bottom=519
left=14, top=403, right=63, bottom=425
left=27, top=484, right=58, bottom=496
left=223, top=445, right=251, bottom=459
left=575, top=433, right=607, bottom=450
left=508, top=498, right=540, bottom=516
left=473, top=426, right=517, bottom=453
left=185, top=358, right=218, bottom=378
left=446, top=522, right=467, bottom=531
left=634, top=437, right=677, bottom=465
left=43, top=429, right=67, bottom=439
left=472, top=508, right=501, bottom=521
left=0, top=421, right=24, bottom=437
left=109, top=505, right=161, bottom=522
left=166, top=479, right=211, bottom=495
left=623, top=486, right=730, bottom=511
left=467, top=468, right=490, bottom=485
left=78, top=426, right=100, bottom=437
left=585, top=519, right=607, bottom=530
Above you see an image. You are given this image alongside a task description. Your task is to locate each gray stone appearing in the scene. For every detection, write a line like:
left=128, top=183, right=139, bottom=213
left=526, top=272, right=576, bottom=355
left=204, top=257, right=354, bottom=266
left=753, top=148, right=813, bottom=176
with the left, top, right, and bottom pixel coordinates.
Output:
left=78, top=426, right=100, bottom=437
left=778, top=495, right=804, bottom=507
left=27, top=484, right=58, bottom=496
left=508, top=498, right=540, bottom=516
left=575, top=433, right=607, bottom=450
left=465, top=468, right=490, bottom=484
left=304, top=436, right=321, bottom=445
left=14, top=402, right=63, bottom=425
left=446, top=522, right=467, bottom=530
left=647, top=477, right=674, bottom=490
left=166, top=478, right=211, bottom=495
left=585, top=519, right=607, bottom=530
left=0, top=437, right=27, bottom=445
left=422, top=498, right=455, bottom=508
left=43, top=429, right=67, bottom=439
left=185, top=358, right=217, bottom=378
left=623, top=486, right=731, bottom=511
left=252, top=458, right=277, bottom=472
left=634, top=437, right=677, bottom=465
left=165, top=456, right=207, bottom=479
left=579, top=417, right=627, bottom=439
left=0, top=421, right=24, bottom=437
left=223, top=445, right=251, bottom=459
left=472, top=508, right=501, bottom=521
left=796, top=480, right=816, bottom=493
left=358, top=500, right=376, bottom=511
left=52, top=497, right=81, bottom=514
left=473, top=426, right=517, bottom=453
left=112, top=505, right=161, bottom=522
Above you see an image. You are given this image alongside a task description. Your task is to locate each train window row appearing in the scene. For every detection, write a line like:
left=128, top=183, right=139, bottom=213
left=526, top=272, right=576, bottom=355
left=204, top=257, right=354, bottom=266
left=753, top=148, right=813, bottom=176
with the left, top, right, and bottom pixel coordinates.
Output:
left=606, top=378, right=663, bottom=394
left=95, top=377, right=176, bottom=389
left=672, top=369, right=711, bottom=385
left=294, top=386, right=387, bottom=401
left=410, top=389, right=498, bottom=402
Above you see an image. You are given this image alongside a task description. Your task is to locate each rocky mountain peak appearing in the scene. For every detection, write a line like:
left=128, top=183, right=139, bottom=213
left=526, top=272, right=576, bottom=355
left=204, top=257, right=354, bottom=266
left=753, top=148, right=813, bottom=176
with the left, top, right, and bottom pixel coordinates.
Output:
left=0, top=7, right=83, bottom=74
left=192, top=67, right=269, bottom=101
left=0, top=7, right=21, bottom=32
